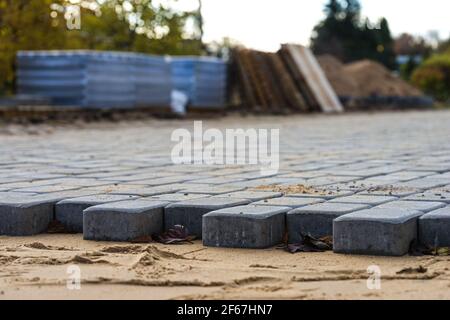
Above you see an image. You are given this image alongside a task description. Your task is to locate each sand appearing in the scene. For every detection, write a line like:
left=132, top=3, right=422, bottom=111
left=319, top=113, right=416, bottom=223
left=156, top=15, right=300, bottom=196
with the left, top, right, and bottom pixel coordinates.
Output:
left=0, top=234, right=449, bottom=300
left=317, top=55, right=423, bottom=98
left=316, top=55, right=359, bottom=97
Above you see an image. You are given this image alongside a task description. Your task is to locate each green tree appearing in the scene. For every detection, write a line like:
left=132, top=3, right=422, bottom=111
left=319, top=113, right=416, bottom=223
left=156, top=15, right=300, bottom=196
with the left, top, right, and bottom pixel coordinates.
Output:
left=0, top=0, right=68, bottom=94
left=0, top=0, right=204, bottom=94
left=412, top=54, right=450, bottom=102
left=311, top=0, right=396, bottom=69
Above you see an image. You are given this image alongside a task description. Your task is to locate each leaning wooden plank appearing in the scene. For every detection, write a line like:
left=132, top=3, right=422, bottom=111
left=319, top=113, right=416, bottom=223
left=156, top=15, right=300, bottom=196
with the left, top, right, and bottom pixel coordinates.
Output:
left=278, top=47, right=317, bottom=111
left=262, top=53, right=291, bottom=113
left=255, top=52, right=286, bottom=113
left=233, top=50, right=258, bottom=110
left=267, top=53, right=308, bottom=112
left=283, top=44, right=344, bottom=113
left=241, top=50, right=270, bottom=110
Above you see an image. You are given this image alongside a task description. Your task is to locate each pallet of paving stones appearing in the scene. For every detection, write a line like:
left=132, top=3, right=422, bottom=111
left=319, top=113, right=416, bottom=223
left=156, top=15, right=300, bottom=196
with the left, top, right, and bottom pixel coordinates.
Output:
left=16, top=50, right=227, bottom=110
left=171, top=56, right=228, bottom=109
left=1, top=171, right=449, bottom=256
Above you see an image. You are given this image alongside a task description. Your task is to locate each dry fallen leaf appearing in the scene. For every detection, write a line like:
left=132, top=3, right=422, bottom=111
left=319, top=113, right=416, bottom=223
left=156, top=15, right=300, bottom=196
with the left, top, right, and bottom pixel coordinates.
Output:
left=153, top=225, right=196, bottom=245
left=284, top=233, right=333, bottom=253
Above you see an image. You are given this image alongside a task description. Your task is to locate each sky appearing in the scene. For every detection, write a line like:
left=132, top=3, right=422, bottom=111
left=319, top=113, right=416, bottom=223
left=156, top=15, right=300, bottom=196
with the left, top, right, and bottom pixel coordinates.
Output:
left=173, top=0, right=450, bottom=52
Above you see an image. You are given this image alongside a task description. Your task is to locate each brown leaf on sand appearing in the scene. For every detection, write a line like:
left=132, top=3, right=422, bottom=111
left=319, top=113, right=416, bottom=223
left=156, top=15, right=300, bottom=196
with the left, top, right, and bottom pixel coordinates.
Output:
left=47, top=220, right=73, bottom=234
left=284, top=234, right=333, bottom=253
left=153, top=225, right=196, bottom=245
left=409, top=240, right=450, bottom=256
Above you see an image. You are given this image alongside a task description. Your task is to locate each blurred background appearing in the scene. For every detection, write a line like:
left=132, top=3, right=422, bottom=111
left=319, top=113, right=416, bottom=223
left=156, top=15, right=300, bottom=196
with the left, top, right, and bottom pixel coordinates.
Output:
left=1, top=0, right=449, bottom=111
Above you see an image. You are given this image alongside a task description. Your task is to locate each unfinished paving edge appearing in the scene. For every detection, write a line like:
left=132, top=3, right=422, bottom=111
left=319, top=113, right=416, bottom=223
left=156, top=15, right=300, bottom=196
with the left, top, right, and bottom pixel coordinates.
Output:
left=203, top=205, right=291, bottom=249
left=333, top=208, right=424, bottom=256
left=83, top=199, right=169, bottom=241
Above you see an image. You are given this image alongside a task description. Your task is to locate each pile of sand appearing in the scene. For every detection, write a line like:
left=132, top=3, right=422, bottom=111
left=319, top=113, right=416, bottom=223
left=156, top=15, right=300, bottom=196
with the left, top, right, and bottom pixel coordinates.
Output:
left=317, top=55, right=423, bottom=98
left=316, top=55, right=359, bottom=97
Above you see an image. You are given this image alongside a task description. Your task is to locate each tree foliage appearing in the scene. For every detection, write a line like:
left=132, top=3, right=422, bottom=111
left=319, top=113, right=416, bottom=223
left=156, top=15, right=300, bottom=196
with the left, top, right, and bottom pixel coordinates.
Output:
left=0, top=0, right=203, bottom=94
left=412, top=54, right=450, bottom=102
left=311, top=0, right=396, bottom=70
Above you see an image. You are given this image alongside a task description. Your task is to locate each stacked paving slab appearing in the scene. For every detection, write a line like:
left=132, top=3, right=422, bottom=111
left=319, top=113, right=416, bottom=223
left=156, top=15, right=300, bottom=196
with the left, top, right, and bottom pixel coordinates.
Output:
left=1, top=113, right=450, bottom=256
left=17, top=51, right=227, bottom=109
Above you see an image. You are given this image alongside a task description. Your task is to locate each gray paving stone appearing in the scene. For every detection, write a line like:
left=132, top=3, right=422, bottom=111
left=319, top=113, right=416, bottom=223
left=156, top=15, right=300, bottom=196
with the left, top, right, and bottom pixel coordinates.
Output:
left=83, top=199, right=169, bottom=241
left=164, top=197, right=250, bottom=238
left=148, top=193, right=210, bottom=202
left=384, top=171, right=436, bottom=181
left=252, top=197, right=324, bottom=209
left=41, top=178, right=112, bottom=187
left=0, top=194, right=54, bottom=236
left=12, top=184, right=81, bottom=194
left=102, top=186, right=180, bottom=197
left=377, top=200, right=446, bottom=213
left=329, top=194, right=398, bottom=206
left=217, top=191, right=282, bottom=201
left=189, top=177, right=245, bottom=185
left=404, top=191, right=450, bottom=204
left=358, top=186, right=421, bottom=197
left=178, top=185, right=246, bottom=195
left=55, top=194, right=139, bottom=233
left=140, top=175, right=199, bottom=186
left=203, top=205, right=291, bottom=248
left=333, top=208, right=423, bottom=256
left=287, top=202, right=370, bottom=243
left=30, top=190, right=102, bottom=204
left=0, top=180, right=62, bottom=191
left=285, top=189, right=354, bottom=200
left=289, top=163, right=335, bottom=171
left=419, top=206, right=450, bottom=247
left=278, top=172, right=328, bottom=179
left=99, top=173, right=165, bottom=183
left=395, top=178, right=449, bottom=190
left=305, top=176, right=362, bottom=187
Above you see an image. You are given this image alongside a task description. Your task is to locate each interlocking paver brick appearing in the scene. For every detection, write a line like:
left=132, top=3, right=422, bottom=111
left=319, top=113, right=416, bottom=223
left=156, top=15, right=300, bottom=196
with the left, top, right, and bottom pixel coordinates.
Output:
left=83, top=199, right=168, bottom=241
left=329, top=194, right=397, bottom=206
left=218, top=191, right=282, bottom=201
left=164, top=197, right=250, bottom=237
left=358, top=186, right=420, bottom=197
left=418, top=206, right=450, bottom=247
left=287, top=202, right=370, bottom=243
left=377, top=200, right=446, bottom=213
left=149, top=193, right=210, bottom=202
left=395, top=178, right=449, bottom=190
left=333, top=208, right=423, bottom=256
left=12, top=185, right=82, bottom=194
left=203, top=205, right=290, bottom=248
left=0, top=194, right=54, bottom=236
left=305, top=176, right=362, bottom=187
left=55, top=194, right=139, bottom=233
left=178, top=185, right=246, bottom=195
left=404, top=191, right=450, bottom=204
left=285, top=189, right=354, bottom=200
left=252, top=197, right=324, bottom=209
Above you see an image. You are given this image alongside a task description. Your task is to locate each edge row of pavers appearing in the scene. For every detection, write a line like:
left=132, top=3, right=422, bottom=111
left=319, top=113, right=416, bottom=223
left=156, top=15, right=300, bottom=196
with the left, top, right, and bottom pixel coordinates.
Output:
left=1, top=191, right=449, bottom=256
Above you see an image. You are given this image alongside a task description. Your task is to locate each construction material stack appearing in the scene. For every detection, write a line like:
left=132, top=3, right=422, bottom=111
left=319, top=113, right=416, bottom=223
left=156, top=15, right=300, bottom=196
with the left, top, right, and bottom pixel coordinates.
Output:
left=17, top=51, right=172, bottom=109
left=232, top=44, right=344, bottom=113
left=171, top=56, right=227, bottom=109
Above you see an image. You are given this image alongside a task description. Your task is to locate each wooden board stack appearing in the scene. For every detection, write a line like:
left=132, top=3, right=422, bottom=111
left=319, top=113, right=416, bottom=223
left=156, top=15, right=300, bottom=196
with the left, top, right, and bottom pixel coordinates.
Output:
left=232, top=44, right=344, bottom=113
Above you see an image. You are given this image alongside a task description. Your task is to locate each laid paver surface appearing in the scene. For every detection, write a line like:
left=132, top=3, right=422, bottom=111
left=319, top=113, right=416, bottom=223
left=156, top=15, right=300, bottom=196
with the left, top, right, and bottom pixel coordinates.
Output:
left=1, top=111, right=450, bottom=255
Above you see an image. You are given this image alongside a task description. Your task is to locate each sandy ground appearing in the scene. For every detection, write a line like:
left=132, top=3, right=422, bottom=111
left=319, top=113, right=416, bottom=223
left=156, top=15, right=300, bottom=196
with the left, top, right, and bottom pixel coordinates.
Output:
left=0, top=234, right=449, bottom=300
